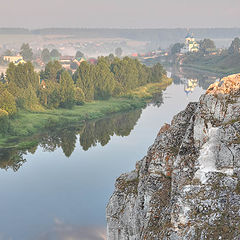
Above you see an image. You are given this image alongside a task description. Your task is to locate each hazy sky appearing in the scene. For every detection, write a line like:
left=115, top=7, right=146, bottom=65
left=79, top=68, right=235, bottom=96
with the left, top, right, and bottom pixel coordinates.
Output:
left=2, top=0, right=240, bottom=28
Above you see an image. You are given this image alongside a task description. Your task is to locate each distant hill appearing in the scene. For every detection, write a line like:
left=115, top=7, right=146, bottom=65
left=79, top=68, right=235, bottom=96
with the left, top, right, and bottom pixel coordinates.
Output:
left=0, top=28, right=239, bottom=49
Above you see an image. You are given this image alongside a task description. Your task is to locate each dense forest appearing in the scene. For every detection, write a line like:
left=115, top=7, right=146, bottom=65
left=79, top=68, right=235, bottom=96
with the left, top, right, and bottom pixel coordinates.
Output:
left=0, top=56, right=166, bottom=135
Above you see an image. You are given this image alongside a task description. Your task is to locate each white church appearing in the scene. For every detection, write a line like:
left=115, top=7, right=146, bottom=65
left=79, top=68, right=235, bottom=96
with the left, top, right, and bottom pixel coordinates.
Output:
left=181, top=33, right=199, bottom=53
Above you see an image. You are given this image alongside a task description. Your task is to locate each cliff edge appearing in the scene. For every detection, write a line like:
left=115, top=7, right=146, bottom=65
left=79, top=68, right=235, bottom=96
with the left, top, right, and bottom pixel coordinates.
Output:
left=106, top=74, right=240, bottom=240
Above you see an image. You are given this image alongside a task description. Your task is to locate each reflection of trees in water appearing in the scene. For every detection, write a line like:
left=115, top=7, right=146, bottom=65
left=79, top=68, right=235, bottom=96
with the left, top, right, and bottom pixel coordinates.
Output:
left=39, top=110, right=142, bottom=156
left=0, top=149, right=26, bottom=171
left=80, top=110, right=142, bottom=151
left=40, top=128, right=77, bottom=157
left=150, top=92, right=163, bottom=107
left=0, top=108, right=144, bottom=170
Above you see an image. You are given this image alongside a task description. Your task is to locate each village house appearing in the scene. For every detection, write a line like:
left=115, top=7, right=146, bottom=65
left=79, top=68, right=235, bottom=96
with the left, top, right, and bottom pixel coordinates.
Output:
left=3, top=55, right=26, bottom=65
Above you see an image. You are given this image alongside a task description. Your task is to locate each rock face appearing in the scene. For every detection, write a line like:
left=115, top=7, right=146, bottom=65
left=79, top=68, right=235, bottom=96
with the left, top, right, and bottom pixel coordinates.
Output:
left=106, top=74, right=240, bottom=240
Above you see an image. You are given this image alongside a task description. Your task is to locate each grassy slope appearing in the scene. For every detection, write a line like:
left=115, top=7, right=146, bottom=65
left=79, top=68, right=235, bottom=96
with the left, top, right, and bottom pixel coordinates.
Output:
left=0, top=78, right=172, bottom=147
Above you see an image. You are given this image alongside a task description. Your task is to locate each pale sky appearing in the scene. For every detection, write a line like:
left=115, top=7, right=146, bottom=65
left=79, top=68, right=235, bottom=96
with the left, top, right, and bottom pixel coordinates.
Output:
left=2, top=0, right=240, bottom=28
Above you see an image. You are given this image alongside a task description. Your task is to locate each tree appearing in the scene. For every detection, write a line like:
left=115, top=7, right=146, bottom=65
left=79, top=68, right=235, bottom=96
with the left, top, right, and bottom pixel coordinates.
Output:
left=199, top=39, right=216, bottom=53
left=228, top=37, right=240, bottom=55
left=70, top=61, right=78, bottom=70
left=59, top=71, right=75, bottom=108
left=50, top=49, right=61, bottom=59
left=38, top=81, right=61, bottom=108
left=6, top=62, right=39, bottom=89
left=75, top=87, right=85, bottom=105
left=108, top=53, right=115, bottom=63
left=171, top=43, right=184, bottom=55
left=74, top=62, right=94, bottom=101
left=41, top=48, right=51, bottom=63
left=0, top=108, right=9, bottom=135
left=44, top=61, right=62, bottom=82
left=115, top=47, right=123, bottom=57
left=94, top=57, right=115, bottom=99
left=75, top=51, right=84, bottom=59
left=20, top=43, right=33, bottom=61
left=0, top=90, right=17, bottom=115
left=151, top=63, right=166, bottom=82
left=111, top=57, right=138, bottom=92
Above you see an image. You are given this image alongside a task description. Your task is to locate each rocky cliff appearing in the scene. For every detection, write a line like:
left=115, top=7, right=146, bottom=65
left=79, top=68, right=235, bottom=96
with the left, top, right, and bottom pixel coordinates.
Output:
left=106, top=74, right=240, bottom=240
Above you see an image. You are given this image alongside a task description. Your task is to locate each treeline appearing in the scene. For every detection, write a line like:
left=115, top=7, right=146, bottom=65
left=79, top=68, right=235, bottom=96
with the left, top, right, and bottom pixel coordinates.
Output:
left=0, top=56, right=166, bottom=133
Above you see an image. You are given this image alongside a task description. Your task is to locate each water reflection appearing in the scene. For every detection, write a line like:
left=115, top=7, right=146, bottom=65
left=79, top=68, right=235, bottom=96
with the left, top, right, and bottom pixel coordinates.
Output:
left=170, top=66, right=220, bottom=91
left=0, top=148, right=26, bottom=171
left=0, top=110, right=143, bottom=170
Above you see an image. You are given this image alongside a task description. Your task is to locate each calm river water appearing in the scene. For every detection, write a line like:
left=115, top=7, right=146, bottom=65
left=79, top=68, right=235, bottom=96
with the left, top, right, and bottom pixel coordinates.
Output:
left=0, top=69, right=218, bottom=240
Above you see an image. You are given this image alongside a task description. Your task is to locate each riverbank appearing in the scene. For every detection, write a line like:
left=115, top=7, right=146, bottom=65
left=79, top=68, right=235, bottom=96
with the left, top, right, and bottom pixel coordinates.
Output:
left=181, top=63, right=240, bottom=75
left=0, top=79, right=172, bottom=148
left=181, top=54, right=240, bottom=75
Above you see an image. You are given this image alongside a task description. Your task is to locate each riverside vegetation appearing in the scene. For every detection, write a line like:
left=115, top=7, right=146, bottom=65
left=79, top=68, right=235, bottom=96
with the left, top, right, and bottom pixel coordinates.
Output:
left=176, top=37, right=240, bottom=75
left=0, top=55, right=171, bottom=148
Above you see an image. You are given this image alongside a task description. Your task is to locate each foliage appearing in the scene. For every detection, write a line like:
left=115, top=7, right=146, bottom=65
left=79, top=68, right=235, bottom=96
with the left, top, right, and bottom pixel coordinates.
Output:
left=94, top=57, right=115, bottom=99
left=151, top=63, right=166, bottom=82
left=171, top=43, right=184, bottom=55
left=50, top=49, right=61, bottom=58
left=115, top=47, right=123, bottom=57
left=0, top=90, right=17, bottom=115
left=70, top=61, right=78, bottom=70
left=75, top=87, right=85, bottom=105
left=0, top=109, right=9, bottom=135
left=59, top=71, right=75, bottom=108
left=75, top=51, right=84, bottom=59
left=41, top=48, right=51, bottom=63
left=199, top=39, right=216, bottom=53
left=74, top=61, right=94, bottom=101
left=228, top=37, right=240, bottom=55
left=20, top=43, right=33, bottom=61
left=43, top=61, right=62, bottom=81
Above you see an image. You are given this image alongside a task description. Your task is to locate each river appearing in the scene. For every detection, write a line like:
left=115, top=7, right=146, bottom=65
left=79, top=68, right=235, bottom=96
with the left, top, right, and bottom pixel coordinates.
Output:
left=0, top=69, right=218, bottom=240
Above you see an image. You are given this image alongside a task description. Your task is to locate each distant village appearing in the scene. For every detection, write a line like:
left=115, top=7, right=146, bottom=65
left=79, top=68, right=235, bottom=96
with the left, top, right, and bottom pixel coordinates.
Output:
left=134, top=33, right=221, bottom=62
left=0, top=50, right=97, bottom=73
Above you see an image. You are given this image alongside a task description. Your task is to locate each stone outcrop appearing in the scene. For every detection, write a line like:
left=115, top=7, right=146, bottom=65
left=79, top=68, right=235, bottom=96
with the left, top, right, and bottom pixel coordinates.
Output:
left=106, top=74, right=240, bottom=240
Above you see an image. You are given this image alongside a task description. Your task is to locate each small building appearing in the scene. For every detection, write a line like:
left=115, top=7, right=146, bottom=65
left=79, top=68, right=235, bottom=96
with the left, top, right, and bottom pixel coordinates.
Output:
left=88, top=58, right=97, bottom=65
left=59, top=56, right=74, bottom=70
left=3, top=55, right=26, bottom=65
